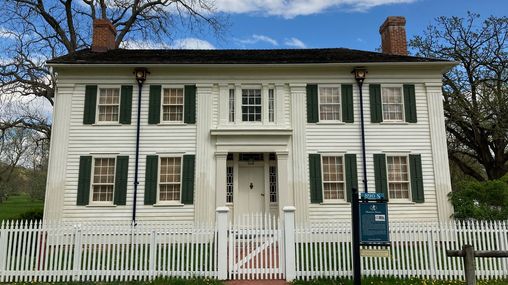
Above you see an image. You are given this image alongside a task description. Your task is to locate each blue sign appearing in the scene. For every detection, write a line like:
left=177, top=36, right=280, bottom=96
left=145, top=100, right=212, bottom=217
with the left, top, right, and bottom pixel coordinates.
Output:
left=359, top=202, right=390, bottom=245
left=361, top=192, right=385, bottom=200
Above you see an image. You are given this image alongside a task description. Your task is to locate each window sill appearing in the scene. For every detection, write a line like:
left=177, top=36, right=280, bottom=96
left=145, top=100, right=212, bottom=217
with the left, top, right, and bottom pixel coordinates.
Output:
left=153, top=203, right=185, bottom=207
left=378, top=121, right=409, bottom=125
left=92, top=123, right=122, bottom=126
left=320, top=201, right=350, bottom=205
left=315, top=121, right=346, bottom=125
left=86, top=204, right=117, bottom=208
left=157, top=122, right=187, bottom=126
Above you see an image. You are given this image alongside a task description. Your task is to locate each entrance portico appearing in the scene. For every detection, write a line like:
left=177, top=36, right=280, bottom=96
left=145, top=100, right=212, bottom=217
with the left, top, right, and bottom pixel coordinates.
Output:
left=211, top=130, right=293, bottom=219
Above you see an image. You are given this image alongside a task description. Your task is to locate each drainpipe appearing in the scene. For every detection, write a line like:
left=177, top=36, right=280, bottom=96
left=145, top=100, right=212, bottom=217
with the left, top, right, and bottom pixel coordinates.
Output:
left=352, top=67, right=368, bottom=193
left=132, top=68, right=149, bottom=224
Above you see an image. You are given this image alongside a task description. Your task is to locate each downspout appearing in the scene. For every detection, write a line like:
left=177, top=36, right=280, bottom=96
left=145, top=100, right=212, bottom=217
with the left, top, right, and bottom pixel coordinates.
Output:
left=353, top=68, right=368, bottom=193
left=132, top=68, right=149, bottom=224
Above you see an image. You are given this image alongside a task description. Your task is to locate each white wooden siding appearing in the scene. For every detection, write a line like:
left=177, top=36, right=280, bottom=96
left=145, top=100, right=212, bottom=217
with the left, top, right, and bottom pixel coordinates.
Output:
left=46, top=66, right=451, bottom=224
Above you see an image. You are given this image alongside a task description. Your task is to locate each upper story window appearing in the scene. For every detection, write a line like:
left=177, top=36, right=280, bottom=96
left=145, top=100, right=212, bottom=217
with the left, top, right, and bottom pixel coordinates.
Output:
left=91, top=157, right=116, bottom=203
left=229, top=89, right=235, bottom=123
left=321, top=155, right=345, bottom=200
left=159, top=157, right=182, bottom=202
left=386, top=155, right=410, bottom=199
left=319, top=86, right=341, bottom=121
left=162, top=88, right=184, bottom=122
left=382, top=87, right=404, bottom=121
left=268, top=88, right=275, bottom=123
left=98, top=88, right=120, bottom=122
left=242, top=89, right=262, bottom=122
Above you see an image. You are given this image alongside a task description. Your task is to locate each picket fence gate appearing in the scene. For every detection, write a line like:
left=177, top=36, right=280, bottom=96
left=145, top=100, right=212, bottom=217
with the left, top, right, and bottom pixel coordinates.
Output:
left=0, top=207, right=507, bottom=282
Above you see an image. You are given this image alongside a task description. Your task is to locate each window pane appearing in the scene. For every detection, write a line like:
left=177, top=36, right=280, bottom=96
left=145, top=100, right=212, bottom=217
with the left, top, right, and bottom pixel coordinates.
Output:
left=321, top=156, right=345, bottom=200
left=229, top=89, right=235, bottom=122
left=162, top=88, right=184, bottom=122
left=387, top=156, right=410, bottom=199
left=159, top=157, right=182, bottom=202
left=268, top=89, right=275, bottom=122
left=241, top=89, right=262, bottom=122
left=319, top=87, right=340, bottom=121
left=226, top=166, right=234, bottom=203
left=92, top=158, right=115, bottom=202
left=269, top=165, right=277, bottom=203
left=98, top=88, right=120, bottom=122
left=382, top=87, right=403, bottom=121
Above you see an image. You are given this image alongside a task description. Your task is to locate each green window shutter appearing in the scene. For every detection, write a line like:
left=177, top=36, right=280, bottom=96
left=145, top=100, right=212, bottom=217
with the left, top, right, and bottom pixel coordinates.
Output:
left=77, top=156, right=92, bottom=205
left=373, top=154, right=388, bottom=200
left=306, top=84, right=319, bottom=123
left=345, top=154, right=358, bottom=202
left=144, top=155, right=159, bottom=205
left=341, top=84, right=354, bottom=123
left=404, top=84, right=417, bottom=123
left=83, top=85, right=97, bottom=124
left=148, top=85, right=161, bottom=125
left=119, top=85, right=133, bottom=124
left=114, top=156, right=129, bottom=205
left=369, top=84, right=383, bottom=123
left=409, top=154, right=425, bottom=203
left=184, top=85, right=196, bottom=124
left=309, top=154, right=323, bottom=203
left=181, top=155, right=196, bottom=204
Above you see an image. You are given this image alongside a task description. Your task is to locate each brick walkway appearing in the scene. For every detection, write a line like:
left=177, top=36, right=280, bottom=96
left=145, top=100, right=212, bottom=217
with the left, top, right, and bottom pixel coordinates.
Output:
left=225, top=280, right=288, bottom=285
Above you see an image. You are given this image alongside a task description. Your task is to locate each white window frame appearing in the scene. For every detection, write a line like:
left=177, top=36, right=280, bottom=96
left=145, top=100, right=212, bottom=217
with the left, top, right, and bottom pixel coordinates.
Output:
left=318, top=84, right=342, bottom=122
left=381, top=84, right=405, bottom=122
left=226, top=161, right=234, bottom=205
left=240, top=86, right=263, bottom=123
left=161, top=85, right=185, bottom=124
left=96, top=86, right=121, bottom=124
left=89, top=156, right=116, bottom=205
left=157, top=155, right=183, bottom=205
left=385, top=153, right=412, bottom=201
left=320, top=154, right=346, bottom=202
left=268, top=160, right=278, bottom=204
left=228, top=88, right=235, bottom=123
left=268, top=88, right=276, bottom=123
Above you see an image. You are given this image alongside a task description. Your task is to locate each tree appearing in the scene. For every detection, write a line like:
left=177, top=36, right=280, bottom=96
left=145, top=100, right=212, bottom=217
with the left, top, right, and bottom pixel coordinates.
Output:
left=410, top=13, right=508, bottom=181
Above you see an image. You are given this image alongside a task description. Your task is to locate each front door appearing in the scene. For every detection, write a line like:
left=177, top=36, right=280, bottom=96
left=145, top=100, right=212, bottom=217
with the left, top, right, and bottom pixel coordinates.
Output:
left=237, top=165, right=265, bottom=217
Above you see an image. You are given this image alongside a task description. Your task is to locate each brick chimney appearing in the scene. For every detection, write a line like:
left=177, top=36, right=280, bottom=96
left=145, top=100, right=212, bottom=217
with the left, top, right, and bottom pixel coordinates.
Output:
left=379, top=16, right=407, bottom=56
left=91, top=19, right=117, bottom=52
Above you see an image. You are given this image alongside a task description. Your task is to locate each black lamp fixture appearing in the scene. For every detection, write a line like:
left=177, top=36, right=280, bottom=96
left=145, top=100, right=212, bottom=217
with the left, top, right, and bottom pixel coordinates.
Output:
left=352, top=67, right=368, bottom=85
left=134, top=67, right=149, bottom=84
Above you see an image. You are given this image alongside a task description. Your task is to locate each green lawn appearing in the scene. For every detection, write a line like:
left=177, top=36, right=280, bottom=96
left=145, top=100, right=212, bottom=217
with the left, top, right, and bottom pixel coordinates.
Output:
left=292, top=277, right=508, bottom=285
left=0, top=194, right=44, bottom=221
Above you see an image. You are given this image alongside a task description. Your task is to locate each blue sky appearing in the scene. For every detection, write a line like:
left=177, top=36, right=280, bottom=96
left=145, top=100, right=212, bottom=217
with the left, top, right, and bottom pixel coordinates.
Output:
left=188, top=0, right=507, bottom=53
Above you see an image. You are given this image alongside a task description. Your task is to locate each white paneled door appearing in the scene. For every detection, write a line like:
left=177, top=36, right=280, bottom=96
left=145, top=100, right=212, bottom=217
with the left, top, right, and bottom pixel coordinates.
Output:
left=237, top=166, right=265, bottom=217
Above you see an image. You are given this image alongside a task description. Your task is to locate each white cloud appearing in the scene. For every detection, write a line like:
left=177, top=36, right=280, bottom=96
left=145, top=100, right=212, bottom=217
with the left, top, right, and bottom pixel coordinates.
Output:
left=172, top=38, right=215, bottom=49
left=122, top=38, right=215, bottom=50
left=0, top=27, right=16, bottom=39
left=238, top=34, right=279, bottom=46
left=214, top=0, right=416, bottom=18
left=284, top=37, right=306, bottom=48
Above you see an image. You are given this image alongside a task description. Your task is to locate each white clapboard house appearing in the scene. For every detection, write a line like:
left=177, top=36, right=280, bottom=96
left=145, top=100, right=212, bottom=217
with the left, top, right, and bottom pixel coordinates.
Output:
left=44, top=16, right=455, bottom=224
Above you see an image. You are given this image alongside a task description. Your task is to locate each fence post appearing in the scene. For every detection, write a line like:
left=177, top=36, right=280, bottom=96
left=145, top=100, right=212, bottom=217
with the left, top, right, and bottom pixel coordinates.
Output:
left=72, top=225, right=82, bottom=281
left=149, top=229, right=156, bottom=279
left=283, top=206, right=296, bottom=281
left=0, top=221, right=7, bottom=282
left=216, top=207, right=229, bottom=280
left=463, top=244, right=476, bottom=285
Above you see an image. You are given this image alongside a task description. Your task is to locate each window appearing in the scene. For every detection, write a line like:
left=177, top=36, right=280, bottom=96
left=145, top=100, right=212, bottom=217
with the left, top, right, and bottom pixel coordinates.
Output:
left=269, top=165, right=277, bottom=203
left=242, top=89, right=262, bottom=122
left=91, top=157, right=116, bottom=202
left=386, top=156, right=410, bottom=199
left=226, top=166, right=234, bottom=203
left=321, top=156, right=345, bottom=200
left=162, top=88, right=184, bottom=122
left=159, top=157, right=182, bottom=202
left=98, top=88, right=120, bottom=122
left=268, top=88, right=275, bottom=122
left=319, top=87, right=341, bottom=121
left=382, top=87, right=404, bottom=121
left=229, top=89, right=235, bottom=122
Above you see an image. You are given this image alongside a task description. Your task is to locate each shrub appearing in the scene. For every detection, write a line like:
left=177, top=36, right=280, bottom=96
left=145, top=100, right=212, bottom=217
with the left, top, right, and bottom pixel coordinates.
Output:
left=17, top=209, right=44, bottom=221
left=449, top=175, right=508, bottom=220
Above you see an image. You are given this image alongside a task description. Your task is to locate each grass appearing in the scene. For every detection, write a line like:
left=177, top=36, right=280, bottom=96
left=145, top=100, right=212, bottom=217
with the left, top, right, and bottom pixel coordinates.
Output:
left=0, top=194, right=44, bottom=221
left=7, top=277, right=223, bottom=285
left=292, top=277, right=508, bottom=285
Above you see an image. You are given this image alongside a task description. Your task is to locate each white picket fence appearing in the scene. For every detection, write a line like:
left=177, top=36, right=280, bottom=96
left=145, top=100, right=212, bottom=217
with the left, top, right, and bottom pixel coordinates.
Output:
left=295, top=220, right=508, bottom=280
left=0, top=221, right=217, bottom=283
left=0, top=208, right=507, bottom=282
